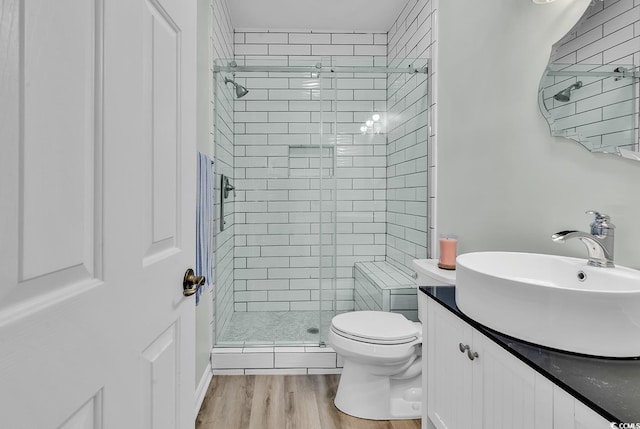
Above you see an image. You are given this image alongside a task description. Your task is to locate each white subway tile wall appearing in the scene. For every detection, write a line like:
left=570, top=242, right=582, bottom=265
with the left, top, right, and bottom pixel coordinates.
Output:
left=205, top=0, right=437, bottom=374
left=211, top=0, right=235, bottom=342
left=233, top=31, right=392, bottom=314
left=354, top=261, right=419, bottom=322
left=209, top=2, right=437, bottom=358
left=550, top=0, right=639, bottom=151
left=387, top=0, right=435, bottom=272
left=227, top=6, right=435, bottom=314
left=211, top=346, right=341, bottom=374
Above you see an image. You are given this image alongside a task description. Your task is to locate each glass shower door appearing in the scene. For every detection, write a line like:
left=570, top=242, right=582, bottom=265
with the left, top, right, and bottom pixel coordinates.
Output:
left=213, top=61, right=337, bottom=347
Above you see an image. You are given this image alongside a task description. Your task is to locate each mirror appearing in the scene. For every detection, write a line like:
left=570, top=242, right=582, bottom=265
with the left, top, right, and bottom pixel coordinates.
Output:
left=538, top=0, right=639, bottom=160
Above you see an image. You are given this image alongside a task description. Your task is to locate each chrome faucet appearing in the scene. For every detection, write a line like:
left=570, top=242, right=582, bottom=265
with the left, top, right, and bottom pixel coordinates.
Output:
left=551, top=211, right=615, bottom=268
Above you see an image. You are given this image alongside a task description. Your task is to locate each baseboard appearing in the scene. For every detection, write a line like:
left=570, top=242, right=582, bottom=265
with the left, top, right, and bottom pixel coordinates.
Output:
left=195, top=362, right=213, bottom=418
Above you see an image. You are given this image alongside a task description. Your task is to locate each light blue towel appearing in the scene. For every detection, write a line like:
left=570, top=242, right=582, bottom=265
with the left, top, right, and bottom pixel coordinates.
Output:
left=196, top=152, right=214, bottom=305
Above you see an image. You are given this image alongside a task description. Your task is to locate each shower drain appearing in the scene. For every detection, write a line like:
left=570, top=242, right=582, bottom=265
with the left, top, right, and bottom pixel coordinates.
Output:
left=307, top=327, right=319, bottom=334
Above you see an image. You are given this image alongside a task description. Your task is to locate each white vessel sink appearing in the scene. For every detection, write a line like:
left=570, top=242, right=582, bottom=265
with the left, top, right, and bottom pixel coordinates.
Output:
left=456, top=251, right=640, bottom=358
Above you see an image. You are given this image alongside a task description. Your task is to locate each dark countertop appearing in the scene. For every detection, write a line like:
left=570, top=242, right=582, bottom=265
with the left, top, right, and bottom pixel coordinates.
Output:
left=420, top=286, right=640, bottom=424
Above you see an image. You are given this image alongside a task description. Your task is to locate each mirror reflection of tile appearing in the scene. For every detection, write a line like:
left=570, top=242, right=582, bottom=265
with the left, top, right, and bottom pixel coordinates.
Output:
left=539, top=0, right=640, bottom=158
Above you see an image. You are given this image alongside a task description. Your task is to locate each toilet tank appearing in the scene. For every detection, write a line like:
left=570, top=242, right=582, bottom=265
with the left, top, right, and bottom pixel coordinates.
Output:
left=412, top=259, right=456, bottom=322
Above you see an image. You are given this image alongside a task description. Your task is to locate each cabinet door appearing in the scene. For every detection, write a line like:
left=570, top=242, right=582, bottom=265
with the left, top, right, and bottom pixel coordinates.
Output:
left=554, top=386, right=577, bottom=428
left=473, top=332, right=553, bottom=429
left=575, top=400, right=612, bottom=429
left=427, top=300, right=474, bottom=429
left=555, top=386, right=612, bottom=429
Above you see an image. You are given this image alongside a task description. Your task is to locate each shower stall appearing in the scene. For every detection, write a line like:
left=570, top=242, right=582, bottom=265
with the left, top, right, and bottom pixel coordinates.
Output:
left=212, top=57, right=429, bottom=348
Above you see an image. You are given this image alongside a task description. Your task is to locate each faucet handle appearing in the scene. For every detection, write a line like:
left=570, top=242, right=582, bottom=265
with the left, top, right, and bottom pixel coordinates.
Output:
left=586, top=210, right=609, bottom=221
left=586, top=211, right=614, bottom=235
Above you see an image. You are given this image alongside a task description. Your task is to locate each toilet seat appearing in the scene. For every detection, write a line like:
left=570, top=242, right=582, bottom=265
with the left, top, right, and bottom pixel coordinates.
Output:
left=330, top=311, right=420, bottom=345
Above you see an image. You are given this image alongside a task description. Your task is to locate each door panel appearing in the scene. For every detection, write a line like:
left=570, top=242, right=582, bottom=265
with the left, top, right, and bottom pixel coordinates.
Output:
left=142, top=324, right=179, bottom=429
left=58, top=392, right=103, bottom=429
left=20, top=0, right=99, bottom=283
left=1, top=0, right=102, bottom=317
left=0, top=0, right=196, bottom=427
left=1, top=7, right=108, bottom=427
left=143, top=0, right=181, bottom=264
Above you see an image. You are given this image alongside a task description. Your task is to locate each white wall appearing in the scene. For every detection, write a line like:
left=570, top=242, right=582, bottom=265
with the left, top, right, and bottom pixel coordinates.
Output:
left=436, top=0, right=640, bottom=269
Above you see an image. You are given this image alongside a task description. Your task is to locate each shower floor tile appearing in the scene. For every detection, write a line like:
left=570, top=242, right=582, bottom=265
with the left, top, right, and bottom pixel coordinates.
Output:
left=217, top=311, right=336, bottom=346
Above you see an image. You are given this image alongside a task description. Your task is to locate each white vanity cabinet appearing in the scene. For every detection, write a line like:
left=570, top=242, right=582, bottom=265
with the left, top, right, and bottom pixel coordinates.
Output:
left=421, top=293, right=613, bottom=429
left=424, top=296, right=552, bottom=429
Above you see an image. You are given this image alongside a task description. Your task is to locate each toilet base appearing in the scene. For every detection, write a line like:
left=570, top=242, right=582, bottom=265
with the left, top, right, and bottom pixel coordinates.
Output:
left=334, top=359, right=422, bottom=420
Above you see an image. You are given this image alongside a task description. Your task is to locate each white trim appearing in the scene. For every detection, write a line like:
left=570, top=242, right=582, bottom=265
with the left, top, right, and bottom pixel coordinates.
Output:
left=195, top=362, right=213, bottom=418
left=210, top=345, right=341, bottom=374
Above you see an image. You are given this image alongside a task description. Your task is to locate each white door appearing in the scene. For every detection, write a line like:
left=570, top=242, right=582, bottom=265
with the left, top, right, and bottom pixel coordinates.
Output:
left=0, top=0, right=197, bottom=427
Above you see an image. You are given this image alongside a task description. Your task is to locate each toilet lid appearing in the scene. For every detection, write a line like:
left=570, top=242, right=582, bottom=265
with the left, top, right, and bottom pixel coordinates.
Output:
left=330, top=311, right=420, bottom=344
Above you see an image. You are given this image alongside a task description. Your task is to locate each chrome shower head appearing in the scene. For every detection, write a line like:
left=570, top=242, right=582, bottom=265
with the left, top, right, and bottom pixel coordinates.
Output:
left=224, top=77, right=249, bottom=98
left=553, top=81, right=582, bottom=102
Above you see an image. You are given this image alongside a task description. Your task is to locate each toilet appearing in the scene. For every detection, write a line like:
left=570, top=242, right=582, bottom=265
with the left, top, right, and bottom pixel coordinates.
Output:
left=329, top=259, right=456, bottom=420
left=328, top=310, right=423, bottom=420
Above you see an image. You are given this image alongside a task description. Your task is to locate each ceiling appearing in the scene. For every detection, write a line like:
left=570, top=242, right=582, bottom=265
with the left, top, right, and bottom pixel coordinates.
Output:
left=226, top=0, right=412, bottom=33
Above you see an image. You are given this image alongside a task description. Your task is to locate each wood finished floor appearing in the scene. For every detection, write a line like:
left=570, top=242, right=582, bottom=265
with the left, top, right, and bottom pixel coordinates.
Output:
left=196, top=375, right=421, bottom=429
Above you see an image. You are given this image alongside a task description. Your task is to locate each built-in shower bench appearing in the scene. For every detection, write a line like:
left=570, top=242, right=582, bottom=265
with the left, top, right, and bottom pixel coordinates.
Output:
left=353, top=261, right=418, bottom=321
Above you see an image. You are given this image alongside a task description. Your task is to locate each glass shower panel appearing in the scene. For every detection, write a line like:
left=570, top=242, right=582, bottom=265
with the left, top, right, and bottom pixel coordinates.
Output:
left=386, top=58, right=430, bottom=270
left=214, top=61, right=336, bottom=347
left=332, top=59, right=389, bottom=321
